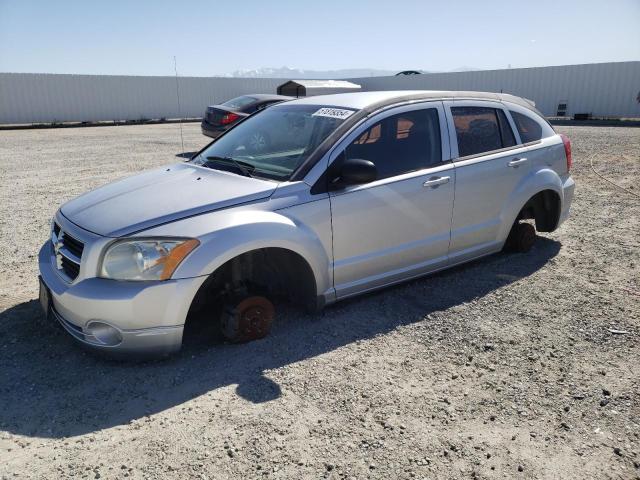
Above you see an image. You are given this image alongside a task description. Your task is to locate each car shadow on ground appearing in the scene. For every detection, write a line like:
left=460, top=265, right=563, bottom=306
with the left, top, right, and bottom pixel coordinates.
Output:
left=0, top=238, right=560, bottom=439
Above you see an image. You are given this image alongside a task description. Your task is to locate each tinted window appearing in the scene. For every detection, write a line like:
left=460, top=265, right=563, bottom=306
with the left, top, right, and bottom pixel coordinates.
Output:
left=510, top=111, right=543, bottom=143
left=452, top=106, right=517, bottom=157
left=221, top=96, right=257, bottom=109
left=255, top=100, right=284, bottom=112
left=345, top=108, right=441, bottom=179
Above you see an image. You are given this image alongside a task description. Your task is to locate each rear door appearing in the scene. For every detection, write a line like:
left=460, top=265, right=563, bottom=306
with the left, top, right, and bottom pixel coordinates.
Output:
left=444, top=101, right=528, bottom=263
left=328, top=102, right=455, bottom=298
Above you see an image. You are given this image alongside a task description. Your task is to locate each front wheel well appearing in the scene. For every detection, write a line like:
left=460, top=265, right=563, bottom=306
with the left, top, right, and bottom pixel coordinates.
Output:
left=184, top=248, right=318, bottom=337
left=516, top=189, right=561, bottom=232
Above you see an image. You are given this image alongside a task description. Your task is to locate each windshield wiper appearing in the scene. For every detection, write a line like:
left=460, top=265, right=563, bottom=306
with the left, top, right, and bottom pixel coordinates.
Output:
left=205, top=156, right=254, bottom=178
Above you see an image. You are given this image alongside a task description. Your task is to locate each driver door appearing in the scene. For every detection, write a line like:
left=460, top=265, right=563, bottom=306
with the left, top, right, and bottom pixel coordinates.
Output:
left=328, top=102, right=455, bottom=298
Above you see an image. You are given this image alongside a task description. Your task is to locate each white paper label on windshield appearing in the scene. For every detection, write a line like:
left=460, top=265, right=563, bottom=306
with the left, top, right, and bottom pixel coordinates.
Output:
left=312, top=107, right=355, bottom=120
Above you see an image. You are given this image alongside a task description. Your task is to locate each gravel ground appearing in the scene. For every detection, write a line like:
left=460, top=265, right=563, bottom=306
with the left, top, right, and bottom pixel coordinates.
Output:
left=0, top=124, right=638, bottom=480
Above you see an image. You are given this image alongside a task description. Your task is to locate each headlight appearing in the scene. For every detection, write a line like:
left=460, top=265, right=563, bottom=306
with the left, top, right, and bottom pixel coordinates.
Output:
left=100, top=238, right=199, bottom=281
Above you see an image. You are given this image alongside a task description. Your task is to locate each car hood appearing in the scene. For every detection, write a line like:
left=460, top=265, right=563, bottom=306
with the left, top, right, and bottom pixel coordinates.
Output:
left=61, top=163, right=277, bottom=237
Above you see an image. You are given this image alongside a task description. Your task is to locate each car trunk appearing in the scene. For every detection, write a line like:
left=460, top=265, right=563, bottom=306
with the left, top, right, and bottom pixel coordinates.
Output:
left=204, top=105, right=249, bottom=126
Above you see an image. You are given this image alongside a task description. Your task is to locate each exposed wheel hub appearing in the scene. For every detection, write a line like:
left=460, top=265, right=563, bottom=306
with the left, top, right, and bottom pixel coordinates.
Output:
left=221, top=296, right=275, bottom=343
left=516, top=223, right=536, bottom=251
left=505, top=222, right=536, bottom=253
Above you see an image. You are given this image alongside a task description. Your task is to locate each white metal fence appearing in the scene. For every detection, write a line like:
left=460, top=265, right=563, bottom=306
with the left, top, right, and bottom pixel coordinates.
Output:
left=348, top=62, right=640, bottom=118
left=1, top=62, right=638, bottom=124
left=0, top=73, right=282, bottom=124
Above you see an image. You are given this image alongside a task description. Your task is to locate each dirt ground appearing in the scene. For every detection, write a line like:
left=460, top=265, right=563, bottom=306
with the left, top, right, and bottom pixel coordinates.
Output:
left=0, top=123, right=638, bottom=480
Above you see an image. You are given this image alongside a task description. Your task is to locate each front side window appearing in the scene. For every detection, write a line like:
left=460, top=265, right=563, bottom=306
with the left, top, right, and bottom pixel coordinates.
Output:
left=451, top=106, right=516, bottom=157
left=193, top=104, right=355, bottom=180
left=344, top=108, right=441, bottom=180
left=510, top=111, right=543, bottom=143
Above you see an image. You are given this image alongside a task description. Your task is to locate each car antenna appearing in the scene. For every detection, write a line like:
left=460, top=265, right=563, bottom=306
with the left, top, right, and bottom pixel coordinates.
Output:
left=173, top=55, right=185, bottom=155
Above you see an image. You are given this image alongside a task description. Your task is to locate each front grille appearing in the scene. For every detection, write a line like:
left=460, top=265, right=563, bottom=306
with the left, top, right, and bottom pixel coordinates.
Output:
left=60, top=255, right=81, bottom=279
left=62, top=232, right=84, bottom=258
left=52, top=222, right=84, bottom=281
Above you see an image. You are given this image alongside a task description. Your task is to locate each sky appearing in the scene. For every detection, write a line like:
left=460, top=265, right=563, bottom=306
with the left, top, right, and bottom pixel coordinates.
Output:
left=0, top=0, right=638, bottom=77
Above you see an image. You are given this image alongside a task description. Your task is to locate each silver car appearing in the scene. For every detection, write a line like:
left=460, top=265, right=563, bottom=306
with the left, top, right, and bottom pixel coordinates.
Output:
left=38, top=91, right=575, bottom=357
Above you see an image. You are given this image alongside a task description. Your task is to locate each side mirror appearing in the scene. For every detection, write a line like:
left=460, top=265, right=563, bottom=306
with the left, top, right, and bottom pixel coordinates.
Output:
left=332, top=157, right=377, bottom=187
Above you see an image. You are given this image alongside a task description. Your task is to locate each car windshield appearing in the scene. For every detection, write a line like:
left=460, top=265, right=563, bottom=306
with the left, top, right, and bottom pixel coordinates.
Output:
left=192, top=104, right=356, bottom=181
left=220, top=96, right=258, bottom=109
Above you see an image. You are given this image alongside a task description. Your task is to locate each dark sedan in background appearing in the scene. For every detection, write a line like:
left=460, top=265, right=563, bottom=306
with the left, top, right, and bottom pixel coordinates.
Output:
left=201, top=94, right=292, bottom=138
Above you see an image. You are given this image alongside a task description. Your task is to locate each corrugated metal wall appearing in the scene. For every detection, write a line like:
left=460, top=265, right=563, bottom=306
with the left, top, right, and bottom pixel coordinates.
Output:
left=349, top=62, right=640, bottom=118
left=1, top=62, right=638, bottom=124
left=0, top=73, right=282, bottom=124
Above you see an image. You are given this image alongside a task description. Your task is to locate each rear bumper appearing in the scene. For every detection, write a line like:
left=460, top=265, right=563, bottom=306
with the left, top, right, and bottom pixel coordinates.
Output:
left=38, top=242, right=207, bottom=358
left=558, top=175, right=575, bottom=227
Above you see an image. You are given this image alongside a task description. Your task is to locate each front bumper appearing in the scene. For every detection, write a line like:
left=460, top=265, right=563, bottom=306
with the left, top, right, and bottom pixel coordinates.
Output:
left=38, top=242, right=207, bottom=357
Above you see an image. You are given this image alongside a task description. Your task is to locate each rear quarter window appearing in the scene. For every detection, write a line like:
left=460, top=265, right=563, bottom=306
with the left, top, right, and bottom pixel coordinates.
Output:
left=509, top=111, right=544, bottom=143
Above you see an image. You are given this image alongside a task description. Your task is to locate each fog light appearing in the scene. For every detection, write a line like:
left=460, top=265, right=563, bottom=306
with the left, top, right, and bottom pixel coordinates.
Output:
left=86, top=321, right=123, bottom=346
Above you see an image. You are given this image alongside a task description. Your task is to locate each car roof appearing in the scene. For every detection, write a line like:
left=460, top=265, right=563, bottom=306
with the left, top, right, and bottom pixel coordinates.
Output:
left=288, top=90, right=538, bottom=113
left=287, top=90, right=543, bottom=182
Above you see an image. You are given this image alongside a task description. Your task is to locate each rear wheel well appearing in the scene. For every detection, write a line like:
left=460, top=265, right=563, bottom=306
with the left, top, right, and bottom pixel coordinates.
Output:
left=184, top=248, right=317, bottom=340
left=517, top=190, right=561, bottom=232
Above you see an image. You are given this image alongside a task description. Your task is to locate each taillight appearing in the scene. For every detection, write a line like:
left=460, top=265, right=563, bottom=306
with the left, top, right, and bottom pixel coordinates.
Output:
left=220, top=113, right=240, bottom=125
left=560, top=134, right=572, bottom=171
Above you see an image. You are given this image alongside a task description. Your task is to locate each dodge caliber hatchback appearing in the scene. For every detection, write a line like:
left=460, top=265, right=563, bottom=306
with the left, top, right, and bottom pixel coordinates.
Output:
left=39, top=91, right=574, bottom=357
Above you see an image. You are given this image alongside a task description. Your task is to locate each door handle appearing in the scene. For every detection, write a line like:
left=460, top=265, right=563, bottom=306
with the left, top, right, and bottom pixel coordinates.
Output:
left=507, top=157, right=528, bottom=167
left=423, top=176, right=450, bottom=188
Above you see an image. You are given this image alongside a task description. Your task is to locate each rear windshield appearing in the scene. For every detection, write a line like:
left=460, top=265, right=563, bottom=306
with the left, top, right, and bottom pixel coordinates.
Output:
left=192, top=104, right=356, bottom=181
left=221, top=96, right=258, bottom=109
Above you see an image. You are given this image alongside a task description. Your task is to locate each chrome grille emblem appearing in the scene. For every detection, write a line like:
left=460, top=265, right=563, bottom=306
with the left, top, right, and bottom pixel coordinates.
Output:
left=50, top=222, right=84, bottom=281
left=52, top=230, right=64, bottom=269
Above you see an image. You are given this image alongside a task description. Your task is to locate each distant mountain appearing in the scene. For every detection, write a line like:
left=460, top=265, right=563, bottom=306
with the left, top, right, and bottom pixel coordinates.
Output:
left=449, top=66, right=481, bottom=72
left=225, top=66, right=479, bottom=79
left=227, top=66, right=401, bottom=79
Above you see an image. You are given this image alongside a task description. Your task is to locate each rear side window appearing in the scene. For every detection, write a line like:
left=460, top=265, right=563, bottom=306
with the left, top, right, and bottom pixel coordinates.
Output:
left=345, top=108, right=441, bottom=179
left=510, top=111, right=543, bottom=143
left=221, top=96, right=257, bottom=110
left=451, top=106, right=516, bottom=157
left=255, top=100, right=283, bottom=112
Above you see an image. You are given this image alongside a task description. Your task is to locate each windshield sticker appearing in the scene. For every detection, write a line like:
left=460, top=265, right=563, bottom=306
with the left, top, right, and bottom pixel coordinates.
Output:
left=312, top=107, right=355, bottom=120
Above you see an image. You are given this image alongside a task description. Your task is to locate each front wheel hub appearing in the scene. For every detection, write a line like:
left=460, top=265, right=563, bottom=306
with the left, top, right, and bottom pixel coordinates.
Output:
left=221, top=296, right=275, bottom=343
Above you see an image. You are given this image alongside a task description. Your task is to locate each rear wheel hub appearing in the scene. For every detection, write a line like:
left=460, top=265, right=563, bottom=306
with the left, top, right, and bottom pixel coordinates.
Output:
left=507, top=222, right=536, bottom=253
